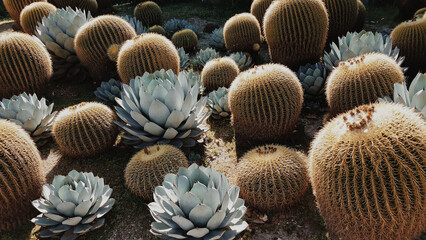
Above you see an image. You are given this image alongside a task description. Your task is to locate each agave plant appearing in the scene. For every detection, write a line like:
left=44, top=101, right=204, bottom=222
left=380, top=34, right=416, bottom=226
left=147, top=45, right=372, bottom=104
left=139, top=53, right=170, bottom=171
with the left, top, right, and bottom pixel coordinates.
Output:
left=323, top=30, right=404, bottom=71
left=114, top=69, right=211, bottom=149
left=379, top=72, right=426, bottom=118
left=296, top=62, right=327, bottom=99
left=163, top=18, right=198, bottom=37
left=31, top=170, right=115, bottom=240
left=194, top=48, right=220, bottom=69
left=209, top=27, right=225, bottom=49
left=229, top=52, right=252, bottom=71
left=35, top=7, right=91, bottom=82
left=178, top=47, right=190, bottom=70
left=121, top=15, right=148, bottom=35
left=149, top=163, right=248, bottom=239
left=94, top=78, right=123, bottom=104
left=0, top=93, right=57, bottom=141
left=208, top=87, right=230, bottom=119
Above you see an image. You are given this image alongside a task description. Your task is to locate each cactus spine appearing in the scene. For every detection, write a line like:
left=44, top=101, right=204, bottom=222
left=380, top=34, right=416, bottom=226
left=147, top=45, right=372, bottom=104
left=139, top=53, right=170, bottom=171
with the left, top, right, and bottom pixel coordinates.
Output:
left=134, top=1, right=162, bottom=27
left=20, top=2, right=57, bottom=34
left=264, top=0, right=329, bottom=70
left=224, top=13, right=262, bottom=53
left=201, top=57, right=240, bottom=93
left=322, top=0, right=358, bottom=39
left=3, top=0, right=46, bottom=27
left=171, top=29, right=198, bottom=52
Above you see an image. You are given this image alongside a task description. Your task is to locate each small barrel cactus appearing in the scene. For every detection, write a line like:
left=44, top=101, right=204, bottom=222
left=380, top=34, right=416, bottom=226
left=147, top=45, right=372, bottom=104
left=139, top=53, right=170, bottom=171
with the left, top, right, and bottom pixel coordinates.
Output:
left=352, top=0, right=366, bottom=32
left=208, top=27, right=225, bottom=49
left=178, top=47, right=190, bottom=70
left=323, top=0, right=358, bottom=39
left=223, top=13, right=262, bottom=53
left=94, top=78, right=123, bottom=104
left=115, top=69, right=210, bottom=149
left=250, top=0, right=274, bottom=30
left=264, top=0, right=329, bottom=70
left=237, top=145, right=309, bottom=211
left=50, top=0, right=98, bottom=14
left=163, top=18, right=198, bottom=37
left=0, top=93, right=57, bottom=141
left=0, top=32, right=53, bottom=99
left=201, top=57, right=240, bottom=93
left=125, top=144, right=189, bottom=201
left=116, top=33, right=180, bottom=84
left=149, top=163, right=249, bottom=239
left=20, top=2, right=57, bottom=34
left=172, top=29, right=198, bottom=52
left=309, top=103, right=426, bottom=240
left=0, top=119, right=44, bottom=232
left=121, top=15, right=149, bottom=35
left=148, top=24, right=166, bottom=35
left=134, top=1, right=162, bottom=27
left=326, top=53, right=405, bottom=117
left=194, top=47, right=220, bottom=69
left=296, top=62, right=327, bottom=99
left=208, top=87, right=230, bottom=119
left=53, top=102, right=119, bottom=158
left=31, top=170, right=115, bottom=239
left=229, top=51, right=253, bottom=71
left=3, top=0, right=46, bottom=27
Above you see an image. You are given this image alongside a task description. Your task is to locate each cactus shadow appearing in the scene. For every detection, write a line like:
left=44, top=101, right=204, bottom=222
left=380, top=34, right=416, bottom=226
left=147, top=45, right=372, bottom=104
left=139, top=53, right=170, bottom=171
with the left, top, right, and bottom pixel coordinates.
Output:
left=206, top=117, right=234, bottom=143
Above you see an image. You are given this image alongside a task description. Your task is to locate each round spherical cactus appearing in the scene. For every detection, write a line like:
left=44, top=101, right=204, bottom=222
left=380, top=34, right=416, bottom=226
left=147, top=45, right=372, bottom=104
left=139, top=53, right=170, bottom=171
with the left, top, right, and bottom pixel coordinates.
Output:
left=124, top=144, right=189, bottom=201
left=0, top=32, right=53, bottom=99
left=250, top=0, right=274, bottom=30
left=75, top=15, right=136, bottom=81
left=117, top=33, right=180, bottom=84
left=353, top=0, right=366, bottom=32
left=264, top=0, right=329, bottom=70
left=171, top=29, right=198, bottom=52
left=326, top=52, right=405, bottom=117
left=323, top=0, right=358, bottom=39
left=50, top=0, right=97, bottom=14
left=229, top=64, right=303, bottom=142
left=237, top=145, right=309, bottom=211
left=309, top=102, right=426, bottom=240
left=201, top=57, right=240, bottom=93
left=20, top=2, right=56, bottom=34
left=148, top=24, right=166, bottom=35
left=134, top=1, right=162, bottom=27
left=3, top=0, right=46, bottom=27
left=52, top=102, right=119, bottom=158
left=0, top=119, right=44, bottom=232
left=223, top=13, right=262, bottom=53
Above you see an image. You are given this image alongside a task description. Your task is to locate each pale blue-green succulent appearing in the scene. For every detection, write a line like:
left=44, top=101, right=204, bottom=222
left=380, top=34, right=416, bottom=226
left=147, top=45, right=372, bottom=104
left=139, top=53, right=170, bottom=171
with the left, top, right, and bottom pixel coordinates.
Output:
left=0, top=93, right=57, bottom=141
left=296, top=62, right=327, bottom=99
left=209, top=27, right=225, bottom=49
left=208, top=87, right=230, bottom=119
left=31, top=170, right=115, bottom=240
left=149, top=163, right=248, bottom=240
left=115, top=69, right=211, bottom=149
left=229, top=52, right=252, bottom=71
left=379, top=72, right=426, bottom=118
left=178, top=47, right=191, bottom=70
left=121, top=15, right=148, bottom=35
left=164, top=18, right=199, bottom=37
left=194, top=48, right=220, bottom=69
left=94, top=78, right=123, bottom=104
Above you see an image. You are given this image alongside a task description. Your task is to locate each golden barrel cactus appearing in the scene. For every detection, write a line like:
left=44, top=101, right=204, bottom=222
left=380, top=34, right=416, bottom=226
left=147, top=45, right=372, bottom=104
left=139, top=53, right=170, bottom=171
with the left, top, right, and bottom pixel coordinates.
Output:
left=134, top=1, right=162, bottom=27
left=229, top=64, right=303, bottom=142
left=326, top=52, right=405, bottom=117
left=353, top=0, right=366, bottom=32
left=3, top=0, right=46, bottom=27
left=50, top=0, right=98, bottom=14
left=0, top=32, right=53, bottom=99
left=309, top=103, right=426, bottom=240
left=117, top=33, right=180, bottom=84
left=20, top=2, right=56, bottom=34
left=75, top=15, right=136, bottom=81
left=223, top=13, right=262, bottom=53
left=201, top=57, right=240, bottom=93
left=0, top=119, right=44, bottom=232
left=124, top=144, right=189, bottom=201
left=52, top=102, right=119, bottom=158
left=237, top=145, right=309, bottom=212
left=322, top=0, right=358, bottom=39
left=148, top=25, right=166, bottom=35
left=264, top=0, right=329, bottom=70
left=250, top=0, right=274, bottom=31
left=171, top=29, right=198, bottom=52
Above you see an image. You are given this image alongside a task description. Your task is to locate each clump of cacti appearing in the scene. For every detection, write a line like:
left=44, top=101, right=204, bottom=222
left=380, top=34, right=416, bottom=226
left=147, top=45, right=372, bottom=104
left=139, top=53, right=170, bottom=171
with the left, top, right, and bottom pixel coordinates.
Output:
left=0, top=119, right=44, bottom=232
left=134, top=1, right=162, bottom=27
left=264, top=0, right=329, bottom=70
left=0, top=32, right=53, bottom=99
left=194, top=47, right=220, bottom=69
left=296, top=62, right=327, bottom=100
left=326, top=52, right=405, bottom=117
left=171, top=29, right=198, bottom=52
left=53, top=102, right=119, bottom=158
left=116, top=33, right=180, bottom=84
left=229, top=64, right=303, bottom=142
left=75, top=15, right=136, bottom=81
left=94, top=78, right=123, bottom=104
left=3, top=0, right=46, bottom=27
left=209, top=27, right=225, bottom=49
left=121, top=15, right=148, bottom=35
left=238, top=145, right=309, bottom=211
left=208, top=87, right=231, bottom=119
left=148, top=24, right=166, bottom=35
left=124, top=145, right=189, bottom=201
left=178, top=47, right=190, bottom=70
left=353, top=0, right=366, bottom=32
left=224, top=13, right=262, bottom=53
left=201, top=57, right=240, bottom=93
left=229, top=51, right=253, bottom=70
left=322, top=0, right=358, bottom=39
left=309, top=102, right=426, bottom=240
left=20, top=2, right=56, bottom=34
left=50, top=0, right=97, bottom=13
left=250, top=0, right=274, bottom=31
left=163, top=18, right=198, bottom=37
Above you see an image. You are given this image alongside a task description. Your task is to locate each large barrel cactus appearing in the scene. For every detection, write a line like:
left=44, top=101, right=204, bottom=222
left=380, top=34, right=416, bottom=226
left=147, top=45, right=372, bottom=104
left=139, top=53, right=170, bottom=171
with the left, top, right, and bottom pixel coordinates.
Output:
left=3, top=0, right=46, bottom=27
left=20, top=2, right=56, bottom=34
left=134, top=1, right=162, bottom=27
left=223, top=13, right=262, bottom=53
left=52, top=102, right=119, bottom=158
left=250, top=0, right=273, bottom=31
left=50, top=0, right=98, bottom=14
left=264, top=0, right=329, bottom=70
left=124, top=144, right=189, bottom=201
left=309, top=102, right=426, bottom=240
left=0, top=32, right=53, bottom=99
left=228, top=64, right=303, bottom=142
left=322, top=0, right=358, bottom=39
left=326, top=52, right=405, bottom=117
left=0, top=119, right=44, bottom=232
left=75, top=15, right=136, bottom=81
left=171, top=29, right=198, bottom=52
left=116, top=33, right=180, bottom=84
left=201, top=57, right=240, bottom=93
